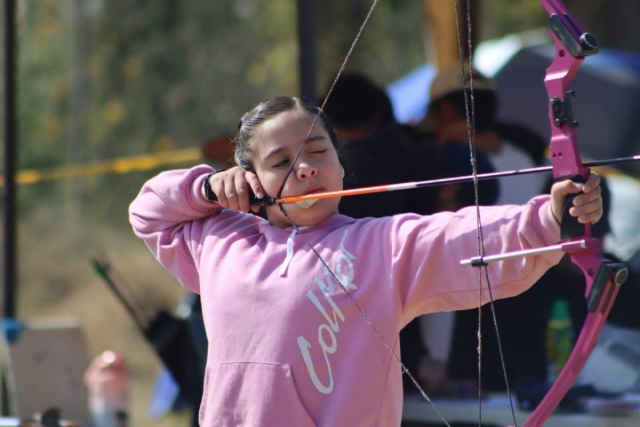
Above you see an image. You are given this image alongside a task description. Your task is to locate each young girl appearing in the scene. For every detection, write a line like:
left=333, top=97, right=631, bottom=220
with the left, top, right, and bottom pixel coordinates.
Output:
left=129, top=96, right=603, bottom=426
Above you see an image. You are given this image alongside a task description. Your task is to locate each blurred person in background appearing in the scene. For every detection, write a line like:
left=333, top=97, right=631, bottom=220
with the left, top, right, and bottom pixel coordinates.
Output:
left=322, top=72, right=498, bottom=398
left=323, top=72, right=441, bottom=218
left=419, top=65, right=548, bottom=206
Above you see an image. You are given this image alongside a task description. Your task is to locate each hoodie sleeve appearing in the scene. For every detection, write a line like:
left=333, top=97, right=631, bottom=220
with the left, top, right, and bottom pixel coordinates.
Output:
left=385, top=195, right=562, bottom=324
left=128, top=165, right=222, bottom=293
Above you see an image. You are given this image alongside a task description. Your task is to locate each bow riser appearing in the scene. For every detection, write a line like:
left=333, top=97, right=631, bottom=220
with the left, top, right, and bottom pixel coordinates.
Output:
left=545, top=48, right=588, bottom=182
left=524, top=1, right=630, bottom=425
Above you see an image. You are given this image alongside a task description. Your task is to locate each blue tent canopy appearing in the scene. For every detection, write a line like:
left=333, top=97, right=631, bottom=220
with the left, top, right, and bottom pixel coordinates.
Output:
left=386, top=63, right=435, bottom=124
left=387, top=39, right=640, bottom=174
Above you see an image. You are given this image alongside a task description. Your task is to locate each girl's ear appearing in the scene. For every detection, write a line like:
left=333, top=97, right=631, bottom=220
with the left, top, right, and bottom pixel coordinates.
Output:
left=341, top=165, right=345, bottom=178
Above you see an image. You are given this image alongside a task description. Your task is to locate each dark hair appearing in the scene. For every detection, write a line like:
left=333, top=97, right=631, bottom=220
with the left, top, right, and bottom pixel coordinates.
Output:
left=322, top=73, right=396, bottom=129
left=233, top=96, right=340, bottom=171
left=431, top=89, right=498, bottom=130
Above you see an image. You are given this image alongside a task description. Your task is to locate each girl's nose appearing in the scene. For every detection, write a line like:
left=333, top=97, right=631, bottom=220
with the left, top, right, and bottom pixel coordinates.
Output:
left=295, top=161, right=317, bottom=180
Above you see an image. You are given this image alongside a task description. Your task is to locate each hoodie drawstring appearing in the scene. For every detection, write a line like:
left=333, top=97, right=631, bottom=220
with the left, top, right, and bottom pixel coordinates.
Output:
left=279, top=228, right=298, bottom=276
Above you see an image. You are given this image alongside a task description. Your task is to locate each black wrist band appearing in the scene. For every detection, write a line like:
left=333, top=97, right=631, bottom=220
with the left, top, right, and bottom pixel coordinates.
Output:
left=203, top=171, right=223, bottom=202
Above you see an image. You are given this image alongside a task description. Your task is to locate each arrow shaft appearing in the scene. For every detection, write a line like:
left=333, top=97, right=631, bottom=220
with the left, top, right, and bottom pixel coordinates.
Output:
left=273, top=154, right=640, bottom=205
left=460, top=240, right=589, bottom=267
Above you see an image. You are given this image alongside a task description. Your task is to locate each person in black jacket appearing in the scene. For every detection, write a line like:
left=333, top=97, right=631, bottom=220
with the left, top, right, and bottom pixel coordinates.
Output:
left=323, top=73, right=440, bottom=218
left=322, top=72, right=499, bottom=396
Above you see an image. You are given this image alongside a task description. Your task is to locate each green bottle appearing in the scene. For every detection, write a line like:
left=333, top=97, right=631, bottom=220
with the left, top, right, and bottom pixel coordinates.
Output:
left=546, top=299, right=574, bottom=382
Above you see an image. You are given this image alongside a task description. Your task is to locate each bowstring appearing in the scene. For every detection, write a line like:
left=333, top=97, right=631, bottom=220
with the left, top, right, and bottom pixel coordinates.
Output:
left=274, top=1, right=451, bottom=425
left=276, top=0, right=380, bottom=201
left=452, top=1, right=518, bottom=425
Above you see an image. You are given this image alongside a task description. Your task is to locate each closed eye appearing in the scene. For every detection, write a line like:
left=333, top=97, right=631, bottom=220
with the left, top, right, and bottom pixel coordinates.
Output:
left=273, top=158, right=290, bottom=168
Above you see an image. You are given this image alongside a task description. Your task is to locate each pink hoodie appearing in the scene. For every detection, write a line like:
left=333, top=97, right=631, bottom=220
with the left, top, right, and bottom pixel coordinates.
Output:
left=129, top=165, right=562, bottom=426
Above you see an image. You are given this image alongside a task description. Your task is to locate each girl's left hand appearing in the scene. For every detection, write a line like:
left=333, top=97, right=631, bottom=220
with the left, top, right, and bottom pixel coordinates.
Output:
left=550, top=171, right=602, bottom=226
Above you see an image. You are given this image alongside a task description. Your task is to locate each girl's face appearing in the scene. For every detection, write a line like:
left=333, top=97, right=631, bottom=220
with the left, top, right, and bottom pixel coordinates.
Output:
left=250, top=110, right=343, bottom=228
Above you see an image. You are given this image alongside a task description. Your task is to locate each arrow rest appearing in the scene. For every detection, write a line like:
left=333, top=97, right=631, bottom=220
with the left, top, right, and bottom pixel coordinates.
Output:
left=551, top=91, right=578, bottom=128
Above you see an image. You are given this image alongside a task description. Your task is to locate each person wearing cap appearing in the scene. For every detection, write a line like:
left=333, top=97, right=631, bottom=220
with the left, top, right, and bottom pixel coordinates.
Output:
left=420, top=65, right=548, bottom=206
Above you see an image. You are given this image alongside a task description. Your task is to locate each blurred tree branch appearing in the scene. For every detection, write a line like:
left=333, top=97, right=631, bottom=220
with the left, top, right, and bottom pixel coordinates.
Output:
left=565, top=0, right=640, bottom=52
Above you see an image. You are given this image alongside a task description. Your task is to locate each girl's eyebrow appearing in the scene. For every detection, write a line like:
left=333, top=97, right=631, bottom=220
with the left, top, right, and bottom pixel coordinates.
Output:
left=262, top=135, right=327, bottom=161
left=263, top=146, right=287, bottom=161
left=305, top=135, right=326, bottom=144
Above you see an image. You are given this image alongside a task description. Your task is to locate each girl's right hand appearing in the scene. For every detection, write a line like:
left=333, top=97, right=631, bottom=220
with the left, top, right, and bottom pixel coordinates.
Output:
left=207, top=167, right=265, bottom=213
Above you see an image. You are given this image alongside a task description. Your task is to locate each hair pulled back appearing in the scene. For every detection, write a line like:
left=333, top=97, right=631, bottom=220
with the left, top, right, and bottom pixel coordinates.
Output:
left=233, top=96, right=340, bottom=171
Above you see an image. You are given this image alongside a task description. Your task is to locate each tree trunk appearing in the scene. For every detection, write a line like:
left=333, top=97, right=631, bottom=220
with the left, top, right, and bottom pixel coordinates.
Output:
left=67, top=0, right=90, bottom=223
left=423, top=0, right=483, bottom=70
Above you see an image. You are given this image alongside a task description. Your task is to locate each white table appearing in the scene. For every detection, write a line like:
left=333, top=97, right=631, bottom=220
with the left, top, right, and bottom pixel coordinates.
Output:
left=0, top=419, right=79, bottom=426
left=403, top=394, right=640, bottom=426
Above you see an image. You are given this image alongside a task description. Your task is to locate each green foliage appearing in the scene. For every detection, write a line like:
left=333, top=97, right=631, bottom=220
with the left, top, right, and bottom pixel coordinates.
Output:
left=482, top=0, right=548, bottom=39
left=12, top=0, right=429, bottom=226
left=18, top=0, right=73, bottom=167
left=317, top=1, right=425, bottom=90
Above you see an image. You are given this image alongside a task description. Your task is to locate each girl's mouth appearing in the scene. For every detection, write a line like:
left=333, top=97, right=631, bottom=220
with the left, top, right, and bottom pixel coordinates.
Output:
left=296, top=188, right=321, bottom=208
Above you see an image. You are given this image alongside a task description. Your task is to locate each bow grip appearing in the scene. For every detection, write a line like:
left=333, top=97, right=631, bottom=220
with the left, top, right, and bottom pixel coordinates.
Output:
left=558, top=174, right=588, bottom=240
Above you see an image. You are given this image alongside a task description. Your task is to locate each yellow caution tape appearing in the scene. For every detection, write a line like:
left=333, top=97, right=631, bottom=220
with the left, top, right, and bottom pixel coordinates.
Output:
left=0, top=147, right=202, bottom=186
